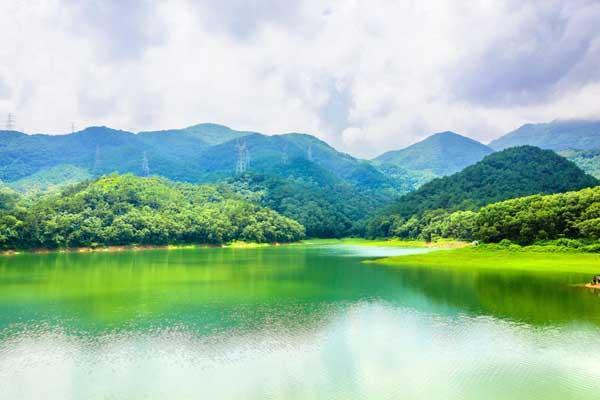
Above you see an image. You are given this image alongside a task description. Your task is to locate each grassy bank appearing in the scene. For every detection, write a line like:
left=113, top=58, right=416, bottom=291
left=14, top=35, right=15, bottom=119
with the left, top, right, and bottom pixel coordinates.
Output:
left=373, top=246, right=600, bottom=274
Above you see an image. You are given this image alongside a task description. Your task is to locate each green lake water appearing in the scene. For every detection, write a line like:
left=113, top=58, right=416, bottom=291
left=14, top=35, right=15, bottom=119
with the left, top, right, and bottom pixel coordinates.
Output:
left=1, top=244, right=600, bottom=399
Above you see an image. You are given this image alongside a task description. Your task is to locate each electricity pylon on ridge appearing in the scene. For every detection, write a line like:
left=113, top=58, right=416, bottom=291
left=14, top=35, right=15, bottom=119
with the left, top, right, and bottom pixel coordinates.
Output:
left=142, top=151, right=150, bottom=177
left=307, top=144, right=313, bottom=162
left=236, top=140, right=249, bottom=174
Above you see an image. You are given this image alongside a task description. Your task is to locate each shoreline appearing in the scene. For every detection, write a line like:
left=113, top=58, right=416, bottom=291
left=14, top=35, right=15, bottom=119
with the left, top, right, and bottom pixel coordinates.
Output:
left=584, top=283, right=600, bottom=290
left=0, top=238, right=467, bottom=256
left=0, top=241, right=283, bottom=256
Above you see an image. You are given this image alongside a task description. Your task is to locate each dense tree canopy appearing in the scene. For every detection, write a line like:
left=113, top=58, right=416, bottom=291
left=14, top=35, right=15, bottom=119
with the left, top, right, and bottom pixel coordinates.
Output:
left=368, top=186, right=600, bottom=245
left=385, top=146, right=598, bottom=219
left=228, top=167, right=399, bottom=238
left=0, top=175, right=305, bottom=249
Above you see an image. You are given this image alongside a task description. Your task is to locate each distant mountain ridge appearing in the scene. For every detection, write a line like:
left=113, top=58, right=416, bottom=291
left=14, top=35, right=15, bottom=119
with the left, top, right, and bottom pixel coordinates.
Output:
left=489, top=119, right=600, bottom=151
left=373, top=131, right=493, bottom=176
left=3, top=119, right=600, bottom=197
left=0, top=123, right=412, bottom=202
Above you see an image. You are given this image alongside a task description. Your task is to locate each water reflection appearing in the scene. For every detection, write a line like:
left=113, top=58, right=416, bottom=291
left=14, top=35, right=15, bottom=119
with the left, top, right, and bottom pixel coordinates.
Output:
left=1, top=245, right=600, bottom=399
left=2, top=304, right=600, bottom=399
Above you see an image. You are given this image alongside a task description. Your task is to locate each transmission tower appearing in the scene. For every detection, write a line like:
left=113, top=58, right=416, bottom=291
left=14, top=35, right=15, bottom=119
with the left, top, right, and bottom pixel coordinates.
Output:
left=5, top=113, right=15, bottom=130
left=70, top=122, right=76, bottom=134
left=142, top=151, right=150, bottom=177
left=236, top=140, right=249, bottom=174
left=93, top=145, right=101, bottom=172
left=282, top=143, right=289, bottom=165
left=307, top=144, right=313, bottom=162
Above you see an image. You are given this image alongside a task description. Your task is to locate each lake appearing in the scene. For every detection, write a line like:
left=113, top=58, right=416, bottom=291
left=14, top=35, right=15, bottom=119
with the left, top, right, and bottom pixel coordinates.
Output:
left=1, top=244, right=600, bottom=399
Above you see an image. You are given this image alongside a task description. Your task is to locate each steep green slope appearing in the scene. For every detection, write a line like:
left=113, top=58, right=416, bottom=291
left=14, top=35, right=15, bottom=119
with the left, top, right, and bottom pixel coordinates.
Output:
left=385, top=146, right=598, bottom=218
left=489, top=120, right=600, bottom=151
left=9, top=164, right=92, bottom=194
left=373, top=131, right=493, bottom=176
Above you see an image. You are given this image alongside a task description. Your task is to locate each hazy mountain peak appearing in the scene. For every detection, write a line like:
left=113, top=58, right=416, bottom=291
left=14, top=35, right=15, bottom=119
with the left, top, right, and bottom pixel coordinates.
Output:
left=489, top=120, right=600, bottom=151
left=373, top=131, right=493, bottom=176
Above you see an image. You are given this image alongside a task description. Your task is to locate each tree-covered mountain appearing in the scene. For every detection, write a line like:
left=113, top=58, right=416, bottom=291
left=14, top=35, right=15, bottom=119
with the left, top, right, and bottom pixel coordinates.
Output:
left=0, top=124, right=411, bottom=238
left=0, top=124, right=242, bottom=183
left=227, top=166, right=399, bottom=238
left=0, top=124, right=400, bottom=193
left=0, top=175, right=305, bottom=249
left=380, top=146, right=598, bottom=219
left=368, top=185, right=600, bottom=245
left=373, top=131, right=493, bottom=176
left=489, top=120, right=600, bottom=151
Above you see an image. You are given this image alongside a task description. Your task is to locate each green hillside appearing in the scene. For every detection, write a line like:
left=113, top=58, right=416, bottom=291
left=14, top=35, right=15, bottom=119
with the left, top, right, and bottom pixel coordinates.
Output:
left=489, top=120, right=600, bottom=151
left=373, top=131, right=493, bottom=176
left=0, top=175, right=305, bottom=249
left=373, top=186, right=600, bottom=245
left=228, top=165, right=399, bottom=238
left=0, top=125, right=409, bottom=239
left=0, top=125, right=399, bottom=193
left=559, top=148, right=600, bottom=179
left=381, top=146, right=598, bottom=219
left=8, top=164, right=92, bottom=194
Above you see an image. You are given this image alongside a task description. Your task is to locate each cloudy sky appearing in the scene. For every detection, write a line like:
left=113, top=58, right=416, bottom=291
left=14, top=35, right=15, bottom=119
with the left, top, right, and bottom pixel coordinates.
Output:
left=1, top=0, right=600, bottom=157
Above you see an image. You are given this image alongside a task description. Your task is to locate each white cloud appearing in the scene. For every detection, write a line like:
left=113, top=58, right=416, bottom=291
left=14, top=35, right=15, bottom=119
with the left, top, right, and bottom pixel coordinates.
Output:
left=1, top=0, right=599, bottom=157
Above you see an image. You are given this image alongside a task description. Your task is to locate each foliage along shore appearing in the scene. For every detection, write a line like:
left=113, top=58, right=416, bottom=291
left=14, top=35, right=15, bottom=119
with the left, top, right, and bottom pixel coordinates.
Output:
left=0, top=241, right=279, bottom=256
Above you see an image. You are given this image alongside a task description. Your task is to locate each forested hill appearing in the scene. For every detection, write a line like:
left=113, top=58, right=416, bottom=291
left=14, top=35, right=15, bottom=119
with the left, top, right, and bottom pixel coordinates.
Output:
left=0, top=175, right=305, bottom=249
left=384, top=146, right=599, bottom=218
left=373, top=131, right=493, bottom=176
left=489, top=120, right=600, bottom=151
left=368, top=185, right=600, bottom=245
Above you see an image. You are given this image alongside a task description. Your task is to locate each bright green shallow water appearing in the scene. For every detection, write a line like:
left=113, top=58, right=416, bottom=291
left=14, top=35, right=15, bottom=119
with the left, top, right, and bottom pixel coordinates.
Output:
left=1, top=245, right=600, bottom=399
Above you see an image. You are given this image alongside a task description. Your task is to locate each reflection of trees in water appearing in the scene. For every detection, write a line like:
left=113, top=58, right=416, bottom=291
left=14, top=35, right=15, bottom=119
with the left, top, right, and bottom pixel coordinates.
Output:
left=378, top=265, right=600, bottom=326
left=3, top=247, right=599, bottom=337
left=0, top=247, right=399, bottom=336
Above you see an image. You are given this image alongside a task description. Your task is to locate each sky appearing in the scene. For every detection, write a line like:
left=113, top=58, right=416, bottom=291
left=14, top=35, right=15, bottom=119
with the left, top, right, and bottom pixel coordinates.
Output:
left=1, top=0, right=600, bottom=158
